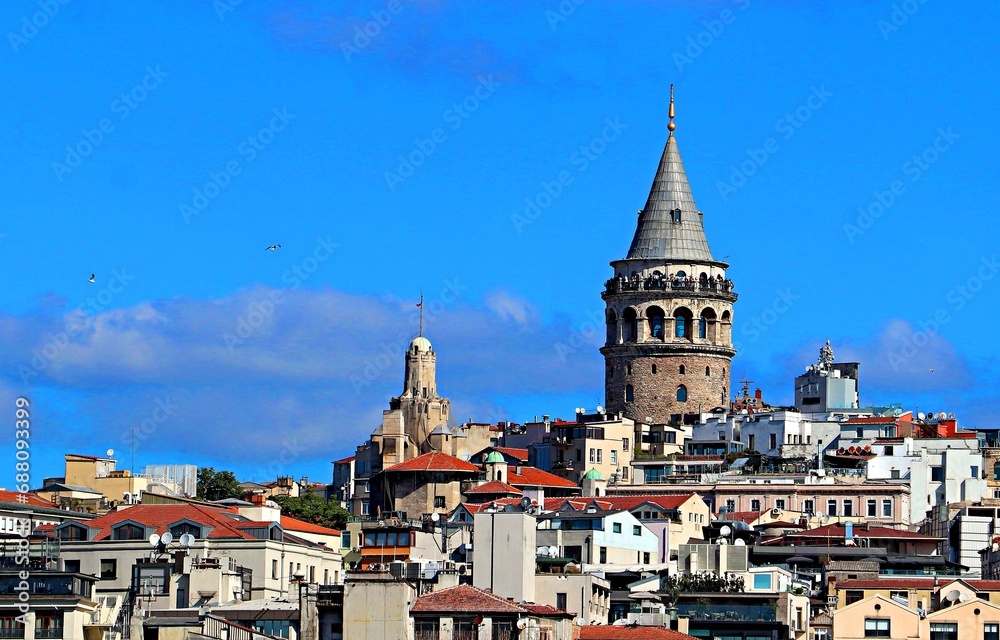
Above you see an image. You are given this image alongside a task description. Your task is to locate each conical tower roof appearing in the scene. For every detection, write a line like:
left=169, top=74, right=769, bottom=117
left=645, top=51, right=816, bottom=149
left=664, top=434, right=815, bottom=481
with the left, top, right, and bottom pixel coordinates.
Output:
left=626, top=131, right=714, bottom=262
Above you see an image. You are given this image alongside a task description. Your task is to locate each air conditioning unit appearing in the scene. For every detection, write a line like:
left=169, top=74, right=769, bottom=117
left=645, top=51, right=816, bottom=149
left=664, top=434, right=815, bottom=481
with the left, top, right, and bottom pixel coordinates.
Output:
left=771, top=508, right=781, bottom=516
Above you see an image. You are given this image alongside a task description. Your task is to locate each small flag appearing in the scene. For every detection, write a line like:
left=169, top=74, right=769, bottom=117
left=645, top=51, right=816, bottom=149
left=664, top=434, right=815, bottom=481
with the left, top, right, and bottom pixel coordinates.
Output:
left=416, top=302, right=422, bottom=307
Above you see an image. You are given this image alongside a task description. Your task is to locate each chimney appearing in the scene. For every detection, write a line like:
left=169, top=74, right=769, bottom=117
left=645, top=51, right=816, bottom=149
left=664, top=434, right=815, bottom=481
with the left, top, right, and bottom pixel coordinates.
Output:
left=755, top=388, right=762, bottom=400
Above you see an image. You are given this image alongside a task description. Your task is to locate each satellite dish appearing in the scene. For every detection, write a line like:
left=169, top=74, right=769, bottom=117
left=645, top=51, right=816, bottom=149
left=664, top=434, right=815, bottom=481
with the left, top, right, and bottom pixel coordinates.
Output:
left=180, top=533, right=195, bottom=547
left=945, top=589, right=961, bottom=602
left=719, top=538, right=729, bottom=545
left=160, top=532, right=173, bottom=545
left=106, top=449, right=115, bottom=457
left=148, top=534, right=161, bottom=547
left=720, top=525, right=732, bottom=537
left=959, top=593, right=970, bottom=603
left=430, top=513, right=440, bottom=522
left=520, top=496, right=532, bottom=510
left=734, top=539, right=746, bottom=546
left=516, top=619, right=528, bottom=630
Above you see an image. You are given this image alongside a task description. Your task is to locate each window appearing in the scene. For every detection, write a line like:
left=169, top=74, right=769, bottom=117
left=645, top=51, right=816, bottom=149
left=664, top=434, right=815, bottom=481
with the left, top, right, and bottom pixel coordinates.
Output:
left=814, top=630, right=831, bottom=640
left=718, top=431, right=726, bottom=440
left=112, top=524, right=145, bottom=540
left=827, top=499, right=837, bottom=517
left=931, top=466, right=944, bottom=482
left=590, top=448, right=596, bottom=463
left=769, top=434, right=777, bottom=450
left=843, top=499, right=853, bottom=517
left=867, top=499, right=877, bottom=517
left=433, top=496, right=445, bottom=509
left=753, top=574, right=772, bottom=590
left=272, top=559, right=278, bottom=579
left=675, top=317, right=686, bottom=338
left=643, top=552, right=650, bottom=564
left=676, top=385, right=687, bottom=402
left=679, top=365, right=686, bottom=375
left=59, top=525, right=87, bottom=541
left=699, top=319, right=707, bottom=339
left=882, top=499, right=892, bottom=519
left=610, top=450, right=617, bottom=465
left=0, top=616, right=24, bottom=639
left=63, top=560, right=80, bottom=573
left=341, top=531, right=351, bottom=548
left=652, top=364, right=657, bottom=374
left=253, top=621, right=291, bottom=639
left=625, top=385, right=634, bottom=403
left=725, top=499, right=736, bottom=513
left=803, top=499, right=814, bottom=514
left=650, top=311, right=665, bottom=339
left=597, top=449, right=602, bottom=464
left=623, top=438, right=629, bottom=451
left=100, top=559, right=117, bottom=580
left=973, top=466, right=980, bottom=479
left=556, top=593, right=567, bottom=611
left=985, top=623, right=999, bottom=640
left=750, top=499, right=761, bottom=512
left=633, top=525, right=641, bottom=536
left=627, top=364, right=633, bottom=375
left=864, top=619, right=889, bottom=637
left=890, top=469, right=900, bottom=479
left=623, top=466, right=628, bottom=480
left=748, top=434, right=755, bottom=450
left=775, top=499, right=786, bottom=510
left=576, top=448, right=582, bottom=462
left=929, top=622, right=957, bottom=640
left=705, top=365, right=711, bottom=376
left=361, top=502, right=369, bottom=515
left=34, top=615, right=62, bottom=640
left=884, top=445, right=893, bottom=456
left=600, top=547, right=607, bottom=563
left=846, top=590, right=864, bottom=605
left=613, top=523, right=622, bottom=534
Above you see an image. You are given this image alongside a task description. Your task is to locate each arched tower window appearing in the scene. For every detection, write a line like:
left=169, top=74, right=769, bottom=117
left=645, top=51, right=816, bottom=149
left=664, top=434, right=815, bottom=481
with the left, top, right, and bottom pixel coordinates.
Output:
left=647, top=306, right=665, bottom=340
left=700, top=308, right=718, bottom=342
left=651, top=364, right=657, bottom=374
left=706, top=366, right=711, bottom=376
left=623, top=308, right=638, bottom=342
left=676, top=385, right=688, bottom=402
left=673, top=307, right=693, bottom=340
left=627, top=364, right=632, bottom=375
left=625, top=385, right=634, bottom=403
left=994, top=461, right=1000, bottom=481
left=721, top=310, right=732, bottom=344
left=496, top=470, right=503, bottom=482
left=606, top=309, right=618, bottom=345
left=679, top=365, right=686, bottom=375
left=698, top=317, right=707, bottom=338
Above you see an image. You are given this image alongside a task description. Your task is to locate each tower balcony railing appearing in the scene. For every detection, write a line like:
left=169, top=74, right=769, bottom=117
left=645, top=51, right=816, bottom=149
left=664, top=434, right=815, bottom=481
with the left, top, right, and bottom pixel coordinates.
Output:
left=605, top=276, right=734, bottom=295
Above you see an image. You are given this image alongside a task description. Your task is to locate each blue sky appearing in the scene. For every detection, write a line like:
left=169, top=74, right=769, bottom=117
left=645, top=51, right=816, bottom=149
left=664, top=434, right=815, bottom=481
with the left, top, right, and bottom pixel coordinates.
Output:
left=1, top=0, right=997, bottom=486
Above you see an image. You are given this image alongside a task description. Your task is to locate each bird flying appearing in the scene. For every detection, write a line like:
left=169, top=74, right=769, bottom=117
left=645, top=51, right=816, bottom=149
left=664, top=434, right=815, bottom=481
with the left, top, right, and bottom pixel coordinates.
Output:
left=88, top=274, right=95, bottom=283
left=265, top=245, right=281, bottom=251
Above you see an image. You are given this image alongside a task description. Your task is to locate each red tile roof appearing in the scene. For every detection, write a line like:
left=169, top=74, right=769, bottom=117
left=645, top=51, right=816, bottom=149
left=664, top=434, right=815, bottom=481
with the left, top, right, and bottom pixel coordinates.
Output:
left=333, top=455, right=355, bottom=464
left=0, top=491, right=56, bottom=508
left=280, top=516, right=341, bottom=537
left=967, top=581, right=1000, bottom=591
left=726, top=511, right=763, bottom=524
left=507, top=467, right=578, bottom=489
left=579, top=627, right=698, bottom=640
left=410, top=585, right=526, bottom=614
left=545, top=498, right=613, bottom=511
left=464, top=481, right=522, bottom=496
left=65, top=504, right=255, bottom=540
left=598, top=494, right=694, bottom=512
left=838, top=579, right=937, bottom=590
left=788, top=524, right=941, bottom=540
left=384, top=452, right=479, bottom=474
left=494, top=447, right=529, bottom=462
left=521, top=603, right=574, bottom=619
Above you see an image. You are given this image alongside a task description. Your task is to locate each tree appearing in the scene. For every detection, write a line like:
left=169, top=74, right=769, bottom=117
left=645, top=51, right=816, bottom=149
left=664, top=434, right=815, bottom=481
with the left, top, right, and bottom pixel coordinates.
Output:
left=197, top=467, right=245, bottom=502
left=273, top=490, right=351, bottom=530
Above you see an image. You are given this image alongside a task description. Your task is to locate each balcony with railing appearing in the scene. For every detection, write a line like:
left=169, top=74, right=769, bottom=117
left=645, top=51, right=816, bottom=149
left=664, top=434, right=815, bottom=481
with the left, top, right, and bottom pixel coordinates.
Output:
left=676, top=602, right=777, bottom=622
left=605, top=275, right=736, bottom=297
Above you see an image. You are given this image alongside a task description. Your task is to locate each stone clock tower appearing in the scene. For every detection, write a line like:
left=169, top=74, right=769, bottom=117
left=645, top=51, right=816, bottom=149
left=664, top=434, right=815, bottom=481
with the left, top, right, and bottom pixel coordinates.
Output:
left=601, top=87, right=737, bottom=423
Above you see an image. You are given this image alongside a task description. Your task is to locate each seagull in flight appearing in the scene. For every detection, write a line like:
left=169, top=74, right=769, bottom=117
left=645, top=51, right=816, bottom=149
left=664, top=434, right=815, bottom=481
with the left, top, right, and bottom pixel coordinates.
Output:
left=88, top=274, right=95, bottom=283
left=265, top=244, right=281, bottom=251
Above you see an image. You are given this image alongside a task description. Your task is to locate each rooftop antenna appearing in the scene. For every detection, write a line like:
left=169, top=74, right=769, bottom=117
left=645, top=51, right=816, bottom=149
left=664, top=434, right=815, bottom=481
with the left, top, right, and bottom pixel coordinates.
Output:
left=667, top=84, right=676, bottom=133
left=130, top=425, right=135, bottom=473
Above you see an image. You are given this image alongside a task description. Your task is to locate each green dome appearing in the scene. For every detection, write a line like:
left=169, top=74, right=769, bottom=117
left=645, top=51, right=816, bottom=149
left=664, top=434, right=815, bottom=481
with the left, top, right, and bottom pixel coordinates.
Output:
left=484, top=451, right=505, bottom=464
left=583, top=468, right=603, bottom=480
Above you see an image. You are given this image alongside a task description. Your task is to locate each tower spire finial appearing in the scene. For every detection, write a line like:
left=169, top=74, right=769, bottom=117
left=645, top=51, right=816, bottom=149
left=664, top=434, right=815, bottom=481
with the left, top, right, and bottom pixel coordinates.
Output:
left=418, top=291, right=424, bottom=337
left=667, top=84, right=676, bottom=132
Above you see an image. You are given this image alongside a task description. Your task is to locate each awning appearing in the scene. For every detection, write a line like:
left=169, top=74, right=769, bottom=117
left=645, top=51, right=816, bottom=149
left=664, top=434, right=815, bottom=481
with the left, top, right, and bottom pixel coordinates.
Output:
left=729, top=458, right=750, bottom=469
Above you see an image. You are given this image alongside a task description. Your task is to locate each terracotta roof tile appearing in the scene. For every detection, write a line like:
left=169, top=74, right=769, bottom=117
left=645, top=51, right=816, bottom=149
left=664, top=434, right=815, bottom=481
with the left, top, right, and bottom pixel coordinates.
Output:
left=410, top=585, right=525, bottom=614
left=61, top=504, right=268, bottom=541
left=494, top=447, right=529, bottom=462
left=0, top=491, right=56, bottom=508
left=579, top=626, right=698, bottom=639
left=280, top=515, right=341, bottom=536
left=507, top=467, right=578, bottom=489
left=465, top=481, right=522, bottom=496
left=838, top=579, right=937, bottom=589
left=384, top=452, right=479, bottom=474
left=789, top=524, right=941, bottom=540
